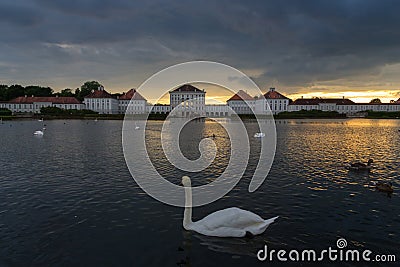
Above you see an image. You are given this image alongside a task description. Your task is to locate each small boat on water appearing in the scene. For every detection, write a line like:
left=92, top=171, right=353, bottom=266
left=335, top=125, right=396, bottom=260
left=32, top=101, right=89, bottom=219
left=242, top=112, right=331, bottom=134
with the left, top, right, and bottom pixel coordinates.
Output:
left=254, top=132, right=265, bottom=138
left=347, top=159, right=373, bottom=171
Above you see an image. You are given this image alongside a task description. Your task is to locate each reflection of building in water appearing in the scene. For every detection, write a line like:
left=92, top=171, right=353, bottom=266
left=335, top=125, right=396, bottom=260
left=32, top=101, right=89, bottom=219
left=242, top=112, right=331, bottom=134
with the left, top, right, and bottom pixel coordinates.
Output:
left=169, top=84, right=206, bottom=117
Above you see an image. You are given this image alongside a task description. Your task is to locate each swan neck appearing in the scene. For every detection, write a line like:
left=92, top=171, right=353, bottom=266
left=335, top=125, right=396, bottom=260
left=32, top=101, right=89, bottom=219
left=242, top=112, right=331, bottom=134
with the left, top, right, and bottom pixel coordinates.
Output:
left=183, top=185, right=193, bottom=228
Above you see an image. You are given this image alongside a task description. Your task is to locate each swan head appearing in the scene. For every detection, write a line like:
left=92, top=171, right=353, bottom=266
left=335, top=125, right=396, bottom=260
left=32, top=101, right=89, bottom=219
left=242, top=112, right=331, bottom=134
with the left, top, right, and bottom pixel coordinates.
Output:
left=181, top=176, right=191, bottom=187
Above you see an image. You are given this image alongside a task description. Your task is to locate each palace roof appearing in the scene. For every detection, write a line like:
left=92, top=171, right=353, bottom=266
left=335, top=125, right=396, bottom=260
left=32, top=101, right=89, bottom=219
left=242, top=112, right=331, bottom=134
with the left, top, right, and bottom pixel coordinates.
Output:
left=290, top=98, right=356, bottom=105
left=227, top=90, right=254, bottom=101
left=119, top=89, right=146, bottom=101
left=263, top=88, right=290, bottom=99
left=171, top=84, right=204, bottom=93
left=84, top=89, right=114, bottom=98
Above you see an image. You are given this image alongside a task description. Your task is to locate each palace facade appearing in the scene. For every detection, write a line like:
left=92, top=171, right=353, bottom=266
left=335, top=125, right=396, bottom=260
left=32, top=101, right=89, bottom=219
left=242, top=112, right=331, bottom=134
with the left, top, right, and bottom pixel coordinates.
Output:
left=2, top=84, right=400, bottom=116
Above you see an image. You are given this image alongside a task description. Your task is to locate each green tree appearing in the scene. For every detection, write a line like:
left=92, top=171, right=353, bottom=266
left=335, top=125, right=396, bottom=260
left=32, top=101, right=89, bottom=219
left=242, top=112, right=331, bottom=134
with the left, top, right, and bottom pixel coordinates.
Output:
left=57, top=88, right=74, bottom=97
left=0, top=85, right=8, bottom=101
left=74, top=88, right=81, bottom=98
left=7, top=84, right=25, bottom=100
left=25, top=85, right=53, bottom=97
left=80, top=81, right=102, bottom=97
left=370, top=98, right=381, bottom=104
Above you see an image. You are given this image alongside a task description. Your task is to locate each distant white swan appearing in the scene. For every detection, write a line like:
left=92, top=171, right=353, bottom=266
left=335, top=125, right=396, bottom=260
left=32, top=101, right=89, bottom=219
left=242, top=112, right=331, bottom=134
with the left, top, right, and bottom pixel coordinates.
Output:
left=254, top=132, right=265, bottom=138
left=181, top=176, right=278, bottom=237
left=34, top=128, right=45, bottom=136
left=38, top=118, right=43, bottom=122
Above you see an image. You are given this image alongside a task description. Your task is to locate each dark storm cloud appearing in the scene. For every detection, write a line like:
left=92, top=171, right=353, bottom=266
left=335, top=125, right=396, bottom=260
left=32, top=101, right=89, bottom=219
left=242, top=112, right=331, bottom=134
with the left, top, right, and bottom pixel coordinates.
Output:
left=0, top=0, right=400, bottom=92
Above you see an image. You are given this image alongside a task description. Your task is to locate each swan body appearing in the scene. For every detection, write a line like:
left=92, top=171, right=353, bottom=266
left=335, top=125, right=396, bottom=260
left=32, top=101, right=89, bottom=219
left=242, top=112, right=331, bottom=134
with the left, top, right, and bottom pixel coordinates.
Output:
left=182, top=176, right=278, bottom=237
left=254, top=132, right=265, bottom=138
left=185, top=207, right=278, bottom=237
left=34, top=128, right=45, bottom=136
left=34, top=130, right=44, bottom=136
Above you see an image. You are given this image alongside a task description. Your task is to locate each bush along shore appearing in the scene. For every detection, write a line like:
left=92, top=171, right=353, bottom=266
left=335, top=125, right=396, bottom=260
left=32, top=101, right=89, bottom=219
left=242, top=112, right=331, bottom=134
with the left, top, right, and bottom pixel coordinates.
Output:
left=274, top=110, right=347, bottom=119
left=0, top=107, right=169, bottom=120
left=366, top=111, right=400, bottom=119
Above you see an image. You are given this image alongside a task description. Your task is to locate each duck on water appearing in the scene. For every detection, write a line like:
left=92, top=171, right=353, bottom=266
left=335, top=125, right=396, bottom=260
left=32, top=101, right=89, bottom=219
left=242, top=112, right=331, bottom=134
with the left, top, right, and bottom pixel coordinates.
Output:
left=347, top=159, right=373, bottom=171
left=372, top=181, right=394, bottom=193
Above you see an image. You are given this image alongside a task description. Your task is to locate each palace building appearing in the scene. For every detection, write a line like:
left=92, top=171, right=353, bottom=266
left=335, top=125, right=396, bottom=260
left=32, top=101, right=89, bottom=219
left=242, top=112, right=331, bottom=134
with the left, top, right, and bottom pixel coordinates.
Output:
left=169, top=84, right=206, bottom=117
left=256, top=87, right=290, bottom=115
left=288, top=97, right=400, bottom=114
left=2, top=83, right=399, bottom=116
left=84, top=86, right=119, bottom=114
left=0, top=96, right=84, bottom=113
left=118, top=88, right=147, bottom=114
left=227, top=90, right=255, bottom=114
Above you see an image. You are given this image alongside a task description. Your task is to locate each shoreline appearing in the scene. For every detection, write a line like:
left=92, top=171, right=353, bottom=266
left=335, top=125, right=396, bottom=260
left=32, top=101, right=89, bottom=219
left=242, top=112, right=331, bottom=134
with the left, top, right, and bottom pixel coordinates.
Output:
left=1, top=114, right=399, bottom=121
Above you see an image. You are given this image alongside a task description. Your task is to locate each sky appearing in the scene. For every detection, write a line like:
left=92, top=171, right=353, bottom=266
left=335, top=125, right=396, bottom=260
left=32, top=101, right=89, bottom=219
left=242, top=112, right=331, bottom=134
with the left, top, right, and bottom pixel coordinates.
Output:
left=1, top=0, right=400, bottom=103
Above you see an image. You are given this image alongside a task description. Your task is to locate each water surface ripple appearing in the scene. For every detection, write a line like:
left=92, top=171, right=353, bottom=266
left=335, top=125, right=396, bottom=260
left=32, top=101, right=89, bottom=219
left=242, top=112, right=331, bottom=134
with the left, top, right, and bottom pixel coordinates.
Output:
left=0, top=119, right=398, bottom=266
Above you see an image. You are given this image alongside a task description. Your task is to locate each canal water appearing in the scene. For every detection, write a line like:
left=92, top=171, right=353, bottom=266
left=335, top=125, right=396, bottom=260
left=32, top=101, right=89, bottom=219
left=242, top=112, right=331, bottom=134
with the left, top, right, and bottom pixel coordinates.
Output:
left=0, top=119, right=398, bottom=266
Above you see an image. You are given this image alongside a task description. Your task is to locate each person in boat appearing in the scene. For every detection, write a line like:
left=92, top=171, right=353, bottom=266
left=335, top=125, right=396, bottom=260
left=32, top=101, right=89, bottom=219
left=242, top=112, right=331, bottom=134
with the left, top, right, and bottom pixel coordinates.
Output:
left=351, top=159, right=373, bottom=168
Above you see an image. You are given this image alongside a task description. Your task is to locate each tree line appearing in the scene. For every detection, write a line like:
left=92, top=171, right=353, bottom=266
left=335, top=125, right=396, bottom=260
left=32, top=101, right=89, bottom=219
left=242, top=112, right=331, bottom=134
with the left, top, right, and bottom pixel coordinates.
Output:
left=0, top=81, right=110, bottom=102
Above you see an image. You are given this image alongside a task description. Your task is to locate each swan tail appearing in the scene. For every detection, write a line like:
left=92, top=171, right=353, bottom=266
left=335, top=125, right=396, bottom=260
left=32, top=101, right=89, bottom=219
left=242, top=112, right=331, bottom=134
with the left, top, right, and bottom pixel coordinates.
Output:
left=264, top=216, right=279, bottom=225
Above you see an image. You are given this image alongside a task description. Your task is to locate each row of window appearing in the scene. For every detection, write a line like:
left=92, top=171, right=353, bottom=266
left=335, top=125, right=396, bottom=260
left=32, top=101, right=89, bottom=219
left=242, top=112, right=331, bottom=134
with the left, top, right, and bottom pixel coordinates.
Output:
left=85, top=99, right=117, bottom=103
left=267, top=100, right=288, bottom=104
left=2, top=104, right=82, bottom=110
left=265, top=104, right=287, bottom=110
left=170, top=94, right=205, bottom=101
left=174, top=106, right=204, bottom=110
left=291, top=105, right=400, bottom=111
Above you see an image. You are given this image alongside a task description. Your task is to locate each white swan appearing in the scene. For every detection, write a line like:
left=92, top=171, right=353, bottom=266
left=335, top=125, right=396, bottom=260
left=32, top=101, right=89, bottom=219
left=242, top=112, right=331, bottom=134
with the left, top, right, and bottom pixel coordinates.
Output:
left=254, top=132, right=265, bottom=138
left=182, top=176, right=278, bottom=237
left=34, top=128, right=45, bottom=136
